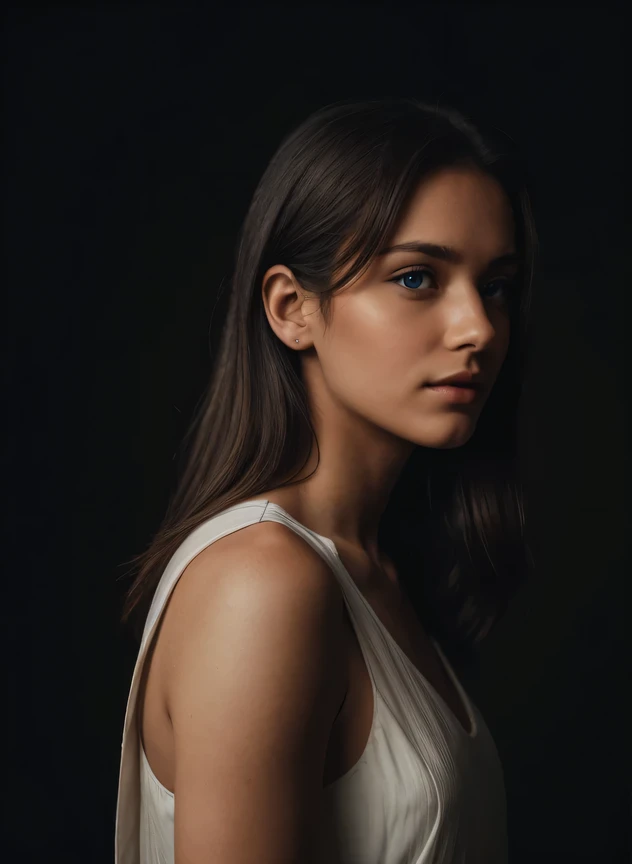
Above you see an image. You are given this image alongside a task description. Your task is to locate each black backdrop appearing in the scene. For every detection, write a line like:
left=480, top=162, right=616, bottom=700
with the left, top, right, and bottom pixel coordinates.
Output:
left=5, top=6, right=629, bottom=863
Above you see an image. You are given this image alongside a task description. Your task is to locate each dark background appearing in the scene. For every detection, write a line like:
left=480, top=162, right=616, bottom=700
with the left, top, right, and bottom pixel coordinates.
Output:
left=5, top=6, right=629, bottom=862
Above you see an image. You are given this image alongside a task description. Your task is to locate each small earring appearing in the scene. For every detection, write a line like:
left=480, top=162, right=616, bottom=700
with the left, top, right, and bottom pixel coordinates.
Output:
left=295, top=339, right=299, bottom=343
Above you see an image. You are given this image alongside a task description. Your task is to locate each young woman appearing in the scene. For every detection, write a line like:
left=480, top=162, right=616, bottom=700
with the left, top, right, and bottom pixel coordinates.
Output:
left=116, top=97, right=537, bottom=864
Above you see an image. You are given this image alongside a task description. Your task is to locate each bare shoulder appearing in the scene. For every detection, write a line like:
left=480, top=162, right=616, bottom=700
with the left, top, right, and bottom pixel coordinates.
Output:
left=159, top=519, right=347, bottom=700
left=163, top=518, right=345, bottom=652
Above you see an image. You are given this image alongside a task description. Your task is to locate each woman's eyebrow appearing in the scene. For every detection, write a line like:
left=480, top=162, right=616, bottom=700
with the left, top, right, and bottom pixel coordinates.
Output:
left=377, top=241, right=522, bottom=268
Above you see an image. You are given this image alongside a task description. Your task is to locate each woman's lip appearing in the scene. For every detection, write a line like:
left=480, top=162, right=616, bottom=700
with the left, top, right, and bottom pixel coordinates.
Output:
left=424, top=384, right=481, bottom=403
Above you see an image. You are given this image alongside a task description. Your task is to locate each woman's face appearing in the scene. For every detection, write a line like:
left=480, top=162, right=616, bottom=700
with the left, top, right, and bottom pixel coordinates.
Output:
left=265, top=166, right=519, bottom=451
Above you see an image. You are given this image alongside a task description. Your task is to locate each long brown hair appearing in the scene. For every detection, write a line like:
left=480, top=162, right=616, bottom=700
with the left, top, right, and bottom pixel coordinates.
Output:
left=119, top=97, right=538, bottom=662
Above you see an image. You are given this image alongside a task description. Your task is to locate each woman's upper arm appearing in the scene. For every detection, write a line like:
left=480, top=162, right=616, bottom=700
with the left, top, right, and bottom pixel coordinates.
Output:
left=165, top=524, right=346, bottom=864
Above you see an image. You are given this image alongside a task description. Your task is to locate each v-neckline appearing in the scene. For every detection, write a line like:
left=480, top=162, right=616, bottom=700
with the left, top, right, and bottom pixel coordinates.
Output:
left=261, top=500, right=479, bottom=740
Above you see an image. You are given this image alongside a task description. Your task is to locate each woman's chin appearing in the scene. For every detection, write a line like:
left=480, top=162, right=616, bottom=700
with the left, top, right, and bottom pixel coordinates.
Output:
left=409, top=415, right=478, bottom=450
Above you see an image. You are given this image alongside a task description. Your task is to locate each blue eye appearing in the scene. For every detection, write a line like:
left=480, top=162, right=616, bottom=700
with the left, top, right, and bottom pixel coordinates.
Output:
left=391, top=266, right=516, bottom=300
left=393, top=267, right=432, bottom=291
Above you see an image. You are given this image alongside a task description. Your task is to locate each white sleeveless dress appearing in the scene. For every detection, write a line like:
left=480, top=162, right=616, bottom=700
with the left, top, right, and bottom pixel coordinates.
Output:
left=115, top=499, right=508, bottom=863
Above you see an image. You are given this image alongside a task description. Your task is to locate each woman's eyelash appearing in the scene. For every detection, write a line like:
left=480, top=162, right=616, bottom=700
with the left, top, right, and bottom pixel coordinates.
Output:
left=390, top=265, right=517, bottom=298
